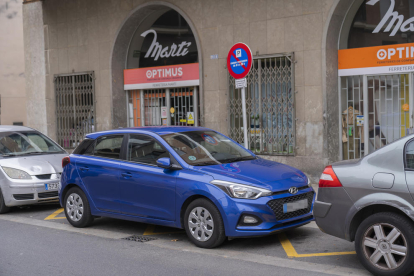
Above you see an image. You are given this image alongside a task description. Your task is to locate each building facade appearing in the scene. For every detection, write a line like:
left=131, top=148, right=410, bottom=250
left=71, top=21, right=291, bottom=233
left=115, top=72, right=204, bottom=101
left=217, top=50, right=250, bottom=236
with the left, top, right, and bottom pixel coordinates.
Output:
left=1, top=0, right=27, bottom=126
left=21, top=0, right=414, bottom=179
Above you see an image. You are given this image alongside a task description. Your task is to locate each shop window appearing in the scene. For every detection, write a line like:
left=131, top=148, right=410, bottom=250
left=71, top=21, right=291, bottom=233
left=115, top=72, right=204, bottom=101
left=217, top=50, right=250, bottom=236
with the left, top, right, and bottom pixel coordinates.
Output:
left=54, top=72, right=95, bottom=149
left=228, top=55, right=294, bottom=156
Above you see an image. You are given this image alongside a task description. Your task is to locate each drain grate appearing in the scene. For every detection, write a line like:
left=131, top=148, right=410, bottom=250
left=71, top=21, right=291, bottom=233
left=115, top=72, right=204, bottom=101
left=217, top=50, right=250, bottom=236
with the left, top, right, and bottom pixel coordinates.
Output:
left=122, top=235, right=157, bottom=242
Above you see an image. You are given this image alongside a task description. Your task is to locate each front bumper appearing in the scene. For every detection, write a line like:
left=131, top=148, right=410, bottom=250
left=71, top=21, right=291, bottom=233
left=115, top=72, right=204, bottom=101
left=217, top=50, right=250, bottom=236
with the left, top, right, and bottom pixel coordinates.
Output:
left=220, top=187, right=315, bottom=238
left=1, top=177, right=60, bottom=207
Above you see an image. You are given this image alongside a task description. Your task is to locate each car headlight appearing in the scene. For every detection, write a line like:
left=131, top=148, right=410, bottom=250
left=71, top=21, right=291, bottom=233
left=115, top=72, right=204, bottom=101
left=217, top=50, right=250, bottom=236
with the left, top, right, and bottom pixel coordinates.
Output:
left=210, top=180, right=272, bottom=199
left=2, top=167, right=32, bottom=180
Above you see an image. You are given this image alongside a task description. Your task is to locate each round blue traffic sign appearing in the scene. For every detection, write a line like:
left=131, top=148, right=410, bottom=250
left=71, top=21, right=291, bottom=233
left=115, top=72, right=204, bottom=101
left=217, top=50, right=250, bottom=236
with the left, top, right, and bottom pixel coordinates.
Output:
left=227, top=43, right=253, bottom=79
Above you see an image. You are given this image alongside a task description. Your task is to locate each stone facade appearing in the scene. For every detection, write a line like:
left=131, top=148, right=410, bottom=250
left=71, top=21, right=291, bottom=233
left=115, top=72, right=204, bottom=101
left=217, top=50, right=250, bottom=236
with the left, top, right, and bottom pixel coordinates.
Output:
left=22, top=0, right=347, bottom=180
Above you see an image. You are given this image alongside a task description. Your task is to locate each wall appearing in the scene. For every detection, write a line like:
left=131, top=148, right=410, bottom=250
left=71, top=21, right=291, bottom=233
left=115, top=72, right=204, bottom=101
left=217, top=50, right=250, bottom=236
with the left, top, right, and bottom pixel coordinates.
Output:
left=34, top=0, right=341, bottom=179
left=0, top=0, right=27, bottom=126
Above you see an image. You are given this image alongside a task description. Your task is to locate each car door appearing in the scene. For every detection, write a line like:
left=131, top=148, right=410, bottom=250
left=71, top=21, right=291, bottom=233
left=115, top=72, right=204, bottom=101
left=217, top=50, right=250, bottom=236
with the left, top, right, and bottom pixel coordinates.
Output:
left=76, top=134, right=125, bottom=213
left=119, top=134, right=177, bottom=221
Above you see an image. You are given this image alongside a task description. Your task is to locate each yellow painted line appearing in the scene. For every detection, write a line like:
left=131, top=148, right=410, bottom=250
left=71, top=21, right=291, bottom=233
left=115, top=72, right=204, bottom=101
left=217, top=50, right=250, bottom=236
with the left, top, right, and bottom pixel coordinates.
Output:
left=278, top=233, right=356, bottom=258
left=143, top=224, right=184, bottom=236
left=44, top=208, right=66, bottom=220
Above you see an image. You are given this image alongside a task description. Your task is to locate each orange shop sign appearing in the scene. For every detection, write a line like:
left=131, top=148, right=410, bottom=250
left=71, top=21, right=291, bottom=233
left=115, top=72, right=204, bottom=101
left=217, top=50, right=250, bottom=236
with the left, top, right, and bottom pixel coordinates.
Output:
left=338, top=43, right=414, bottom=76
left=124, top=63, right=199, bottom=90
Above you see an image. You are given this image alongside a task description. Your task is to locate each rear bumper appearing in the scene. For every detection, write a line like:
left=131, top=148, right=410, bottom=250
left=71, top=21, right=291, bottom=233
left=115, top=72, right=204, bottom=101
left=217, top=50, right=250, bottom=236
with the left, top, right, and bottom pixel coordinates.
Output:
left=314, top=187, right=355, bottom=240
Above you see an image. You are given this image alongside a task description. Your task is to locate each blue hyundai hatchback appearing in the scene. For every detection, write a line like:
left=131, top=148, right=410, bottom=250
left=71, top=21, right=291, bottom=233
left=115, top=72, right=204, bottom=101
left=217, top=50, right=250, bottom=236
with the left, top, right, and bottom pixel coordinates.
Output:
left=59, top=127, right=315, bottom=248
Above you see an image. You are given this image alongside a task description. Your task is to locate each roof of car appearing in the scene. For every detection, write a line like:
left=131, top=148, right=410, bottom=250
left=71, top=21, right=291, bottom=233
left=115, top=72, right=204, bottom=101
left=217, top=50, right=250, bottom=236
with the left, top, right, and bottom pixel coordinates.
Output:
left=85, top=126, right=214, bottom=139
left=0, top=125, right=35, bottom=132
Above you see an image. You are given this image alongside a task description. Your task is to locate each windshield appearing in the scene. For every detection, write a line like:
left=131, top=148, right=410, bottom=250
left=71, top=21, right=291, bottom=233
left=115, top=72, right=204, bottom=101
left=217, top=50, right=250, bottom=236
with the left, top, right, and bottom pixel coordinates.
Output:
left=0, top=131, right=65, bottom=157
left=161, top=131, right=255, bottom=166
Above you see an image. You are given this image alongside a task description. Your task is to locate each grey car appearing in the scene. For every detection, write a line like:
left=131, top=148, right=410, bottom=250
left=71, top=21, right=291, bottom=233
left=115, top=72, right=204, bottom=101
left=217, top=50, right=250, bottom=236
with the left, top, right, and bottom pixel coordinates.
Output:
left=0, top=126, right=67, bottom=213
left=314, top=134, right=414, bottom=276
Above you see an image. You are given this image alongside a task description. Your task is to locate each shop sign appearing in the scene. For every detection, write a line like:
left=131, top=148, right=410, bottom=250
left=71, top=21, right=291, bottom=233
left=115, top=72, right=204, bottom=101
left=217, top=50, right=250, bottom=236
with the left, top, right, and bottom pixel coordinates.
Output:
left=187, top=112, right=194, bottom=124
left=141, top=30, right=191, bottom=61
left=356, top=115, right=364, bottom=127
left=161, top=107, right=168, bottom=119
left=124, top=63, right=199, bottom=90
left=367, top=0, right=414, bottom=37
left=338, top=42, right=414, bottom=76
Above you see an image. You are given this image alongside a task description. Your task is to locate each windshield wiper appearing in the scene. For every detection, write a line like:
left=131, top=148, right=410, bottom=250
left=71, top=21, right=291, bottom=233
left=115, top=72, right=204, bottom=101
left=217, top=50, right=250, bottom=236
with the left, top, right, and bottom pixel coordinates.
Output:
left=192, top=161, right=221, bottom=166
left=220, top=156, right=256, bottom=164
left=1, top=153, right=18, bottom=157
left=22, top=151, right=44, bottom=155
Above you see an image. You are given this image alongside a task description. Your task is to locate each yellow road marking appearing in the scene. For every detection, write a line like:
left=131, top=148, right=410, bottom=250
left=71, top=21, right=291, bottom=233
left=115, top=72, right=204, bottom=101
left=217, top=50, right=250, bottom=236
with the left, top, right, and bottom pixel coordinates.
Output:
left=44, top=208, right=66, bottom=220
left=143, top=224, right=184, bottom=236
left=278, top=233, right=356, bottom=258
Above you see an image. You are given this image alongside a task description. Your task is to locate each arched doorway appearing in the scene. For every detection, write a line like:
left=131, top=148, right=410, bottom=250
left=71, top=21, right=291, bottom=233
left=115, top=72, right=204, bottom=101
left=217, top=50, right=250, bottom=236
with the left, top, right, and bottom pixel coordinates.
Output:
left=324, top=0, right=414, bottom=162
left=110, top=2, right=203, bottom=129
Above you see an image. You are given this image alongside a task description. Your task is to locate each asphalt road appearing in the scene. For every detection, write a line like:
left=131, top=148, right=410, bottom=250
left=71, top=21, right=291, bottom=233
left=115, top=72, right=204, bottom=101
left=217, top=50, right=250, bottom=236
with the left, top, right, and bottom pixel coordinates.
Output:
left=1, top=219, right=336, bottom=276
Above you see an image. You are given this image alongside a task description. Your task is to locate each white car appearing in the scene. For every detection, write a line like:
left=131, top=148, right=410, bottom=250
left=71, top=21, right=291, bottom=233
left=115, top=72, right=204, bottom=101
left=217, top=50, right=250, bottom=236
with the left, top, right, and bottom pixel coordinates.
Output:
left=0, top=125, right=67, bottom=213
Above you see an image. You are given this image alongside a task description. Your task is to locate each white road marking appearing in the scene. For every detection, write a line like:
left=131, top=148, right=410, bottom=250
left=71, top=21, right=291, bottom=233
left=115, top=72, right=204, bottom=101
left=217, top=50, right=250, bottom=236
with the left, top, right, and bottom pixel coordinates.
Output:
left=0, top=214, right=368, bottom=276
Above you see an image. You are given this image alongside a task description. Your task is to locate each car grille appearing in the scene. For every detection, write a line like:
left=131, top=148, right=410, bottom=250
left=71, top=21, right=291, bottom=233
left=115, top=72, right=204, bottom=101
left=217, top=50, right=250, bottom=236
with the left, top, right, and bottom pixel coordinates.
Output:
left=267, top=192, right=314, bottom=221
left=36, top=174, right=52, bottom=179
left=38, top=191, right=58, bottom=199
left=13, top=193, right=34, bottom=200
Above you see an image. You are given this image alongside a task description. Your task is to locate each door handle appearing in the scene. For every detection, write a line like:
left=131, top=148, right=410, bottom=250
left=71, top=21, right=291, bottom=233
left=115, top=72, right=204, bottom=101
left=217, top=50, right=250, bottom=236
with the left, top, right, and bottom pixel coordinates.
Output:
left=79, top=167, right=89, bottom=172
left=121, top=172, right=132, bottom=178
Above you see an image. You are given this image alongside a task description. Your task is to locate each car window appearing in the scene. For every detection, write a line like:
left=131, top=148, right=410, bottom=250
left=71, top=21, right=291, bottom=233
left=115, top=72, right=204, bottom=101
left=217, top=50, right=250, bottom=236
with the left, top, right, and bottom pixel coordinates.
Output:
left=94, top=135, right=124, bottom=160
left=406, top=140, right=414, bottom=169
left=127, top=135, right=169, bottom=165
left=161, top=131, right=255, bottom=166
left=0, top=131, right=64, bottom=157
left=73, top=138, right=95, bottom=155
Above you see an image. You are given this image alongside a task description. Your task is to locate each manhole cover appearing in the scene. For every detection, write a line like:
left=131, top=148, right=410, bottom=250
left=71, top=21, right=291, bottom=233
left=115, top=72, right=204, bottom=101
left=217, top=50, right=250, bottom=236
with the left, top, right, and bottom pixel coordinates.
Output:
left=122, top=235, right=157, bottom=242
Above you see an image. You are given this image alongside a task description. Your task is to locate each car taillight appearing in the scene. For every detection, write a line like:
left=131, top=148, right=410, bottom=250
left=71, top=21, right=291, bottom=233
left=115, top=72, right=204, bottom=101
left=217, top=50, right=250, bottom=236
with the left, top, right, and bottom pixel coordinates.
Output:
left=319, top=165, right=342, bottom=188
left=62, top=157, right=70, bottom=168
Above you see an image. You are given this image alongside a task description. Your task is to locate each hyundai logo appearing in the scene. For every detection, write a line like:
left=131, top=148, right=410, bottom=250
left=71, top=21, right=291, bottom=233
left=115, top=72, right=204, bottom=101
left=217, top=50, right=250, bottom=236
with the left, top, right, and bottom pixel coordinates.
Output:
left=288, top=187, right=298, bottom=194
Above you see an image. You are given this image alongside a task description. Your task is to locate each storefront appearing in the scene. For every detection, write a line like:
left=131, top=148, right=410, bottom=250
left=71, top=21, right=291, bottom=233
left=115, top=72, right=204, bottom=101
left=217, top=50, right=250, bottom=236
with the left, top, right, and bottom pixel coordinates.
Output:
left=123, top=9, right=201, bottom=128
left=337, top=0, right=414, bottom=160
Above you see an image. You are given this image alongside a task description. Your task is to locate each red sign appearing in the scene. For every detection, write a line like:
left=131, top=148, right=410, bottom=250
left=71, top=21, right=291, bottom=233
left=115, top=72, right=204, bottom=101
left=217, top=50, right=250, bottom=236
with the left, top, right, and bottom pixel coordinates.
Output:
left=227, top=43, right=253, bottom=79
left=124, top=63, right=199, bottom=90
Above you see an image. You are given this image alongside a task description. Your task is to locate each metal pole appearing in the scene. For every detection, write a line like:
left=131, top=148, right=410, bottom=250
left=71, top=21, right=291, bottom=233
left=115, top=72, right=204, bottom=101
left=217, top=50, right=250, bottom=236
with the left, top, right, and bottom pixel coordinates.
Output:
left=241, top=86, right=248, bottom=149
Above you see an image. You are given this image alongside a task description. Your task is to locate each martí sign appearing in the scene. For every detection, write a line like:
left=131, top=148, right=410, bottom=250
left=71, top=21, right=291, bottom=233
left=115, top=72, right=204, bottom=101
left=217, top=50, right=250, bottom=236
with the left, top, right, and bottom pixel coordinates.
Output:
left=124, top=63, right=199, bottom=90
left=367, top=0, right=414, bottom=36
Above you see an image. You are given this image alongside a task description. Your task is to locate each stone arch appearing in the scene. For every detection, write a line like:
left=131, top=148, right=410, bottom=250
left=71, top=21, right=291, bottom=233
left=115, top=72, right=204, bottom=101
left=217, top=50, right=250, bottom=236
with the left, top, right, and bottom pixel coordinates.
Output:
left=322, top=0, right=365, bottom=163
left=109, top=1, right=203, bottom=128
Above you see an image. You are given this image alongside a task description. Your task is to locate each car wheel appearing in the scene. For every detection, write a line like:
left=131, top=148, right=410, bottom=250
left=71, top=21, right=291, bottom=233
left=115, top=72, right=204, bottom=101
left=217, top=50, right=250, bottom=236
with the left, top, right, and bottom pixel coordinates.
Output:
left=184, top=198, right=226, bottom=248
left=355, top=212, right=414, bottom=276
left=64, top=187, right=94, bottom=228
left=0, top=189, right=10, bottom=214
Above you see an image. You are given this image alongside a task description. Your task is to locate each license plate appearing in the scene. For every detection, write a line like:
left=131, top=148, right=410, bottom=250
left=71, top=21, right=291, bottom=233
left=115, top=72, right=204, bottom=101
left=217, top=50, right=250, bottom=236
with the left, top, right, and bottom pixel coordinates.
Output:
left=45, top=183, right=59, bottom=191
left=283, top=199, right=308, bottom=213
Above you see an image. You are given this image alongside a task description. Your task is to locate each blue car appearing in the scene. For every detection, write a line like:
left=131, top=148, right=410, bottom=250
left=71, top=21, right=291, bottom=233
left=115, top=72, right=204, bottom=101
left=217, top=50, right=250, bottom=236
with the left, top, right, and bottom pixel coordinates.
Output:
left=59, top=127, right=315, bottom=248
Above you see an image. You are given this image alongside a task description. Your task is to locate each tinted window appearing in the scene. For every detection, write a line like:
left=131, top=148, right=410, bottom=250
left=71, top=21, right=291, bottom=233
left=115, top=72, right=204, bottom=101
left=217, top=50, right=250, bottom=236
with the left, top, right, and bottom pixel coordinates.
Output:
left=94, top=136, right=124, bottom=160
left=406, top=140, right=414, bottom=169
left=127, top=135, right=169, bottom=165
left=73, top=139, right=95, bottom=155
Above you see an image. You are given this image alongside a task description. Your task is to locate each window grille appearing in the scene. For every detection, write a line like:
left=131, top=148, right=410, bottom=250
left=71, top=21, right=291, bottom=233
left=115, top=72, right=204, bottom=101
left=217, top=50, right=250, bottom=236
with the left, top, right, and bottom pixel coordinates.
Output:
left=229, top=54, right=295, bottom=155
left=55, top=72, right=95, bottom=149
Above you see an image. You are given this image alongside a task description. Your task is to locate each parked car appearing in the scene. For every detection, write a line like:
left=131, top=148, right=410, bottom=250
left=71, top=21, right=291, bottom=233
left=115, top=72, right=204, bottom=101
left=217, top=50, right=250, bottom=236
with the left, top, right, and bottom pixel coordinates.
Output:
left=0, top=126, right=68, bottom=213
left=314, top=134, right=414, bottom=276
left=60, top=127, right=314, bottom=248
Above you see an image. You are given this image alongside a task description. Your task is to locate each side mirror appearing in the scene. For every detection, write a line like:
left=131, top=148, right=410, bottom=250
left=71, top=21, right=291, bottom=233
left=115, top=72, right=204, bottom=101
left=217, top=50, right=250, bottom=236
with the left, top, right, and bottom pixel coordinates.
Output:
left=156, top=157, right=172, bottom=169
left=156, top=157, right=182, bottom=170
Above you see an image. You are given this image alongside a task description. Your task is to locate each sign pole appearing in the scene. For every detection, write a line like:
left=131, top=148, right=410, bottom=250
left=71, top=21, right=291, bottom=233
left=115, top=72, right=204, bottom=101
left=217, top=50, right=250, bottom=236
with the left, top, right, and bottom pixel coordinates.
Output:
left=227, top=43, right=253, bottom=149
left=241, top=86, right=248, bottom=148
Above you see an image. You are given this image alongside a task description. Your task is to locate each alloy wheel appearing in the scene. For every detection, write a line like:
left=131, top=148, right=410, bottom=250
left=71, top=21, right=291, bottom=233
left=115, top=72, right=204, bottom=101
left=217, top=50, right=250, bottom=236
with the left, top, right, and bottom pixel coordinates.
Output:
left=362, top=223, right=407, bottom=270
left=66, top=193, right=84, bottom=222
left=188, top=207, right=214, bottom=242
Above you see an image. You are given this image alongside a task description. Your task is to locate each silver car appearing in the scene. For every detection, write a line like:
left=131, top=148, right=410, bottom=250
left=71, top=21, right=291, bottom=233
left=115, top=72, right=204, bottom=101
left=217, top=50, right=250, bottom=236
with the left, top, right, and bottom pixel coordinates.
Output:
left=0, top=126, right=67, bottom=213
left=314, top=134, right=414, bottom=276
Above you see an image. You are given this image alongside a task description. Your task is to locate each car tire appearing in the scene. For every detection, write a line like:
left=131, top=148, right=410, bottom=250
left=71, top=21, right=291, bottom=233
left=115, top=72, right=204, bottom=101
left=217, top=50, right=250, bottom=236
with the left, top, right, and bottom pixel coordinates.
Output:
left=0, top=188, right=10, bottom=214
left=64, top=187, right=94, bottom=228
left=184, top=198, right=226, bottom=248
left=355, top=212, right=414, bottom=276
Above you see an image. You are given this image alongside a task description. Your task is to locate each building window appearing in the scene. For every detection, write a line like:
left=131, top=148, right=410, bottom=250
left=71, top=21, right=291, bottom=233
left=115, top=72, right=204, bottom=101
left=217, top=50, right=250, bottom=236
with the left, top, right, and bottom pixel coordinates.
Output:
left=229, top=55, right=295, bottom=155
left=54, top=72, right=95, bottom=149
